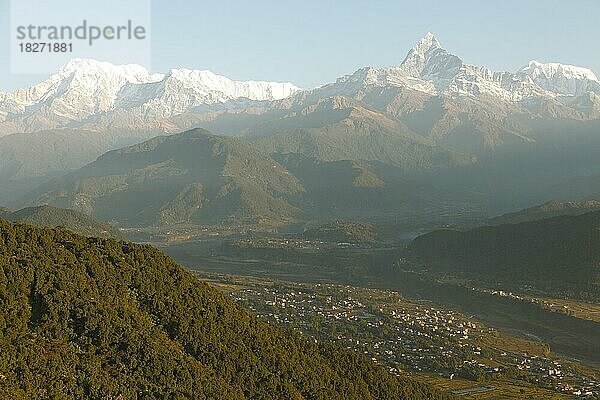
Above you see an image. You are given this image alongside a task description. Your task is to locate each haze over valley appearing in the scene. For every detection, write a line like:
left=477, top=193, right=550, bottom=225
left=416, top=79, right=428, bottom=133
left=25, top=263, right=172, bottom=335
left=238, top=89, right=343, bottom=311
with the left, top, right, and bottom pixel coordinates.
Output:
left=2, top=33, right=599, bottom=224
left=1, top=26, right=599, bottom=399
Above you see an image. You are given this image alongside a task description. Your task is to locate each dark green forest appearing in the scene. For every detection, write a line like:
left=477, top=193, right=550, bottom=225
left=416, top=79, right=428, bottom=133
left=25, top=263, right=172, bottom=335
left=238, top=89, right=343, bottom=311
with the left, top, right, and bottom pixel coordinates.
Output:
left=0, top=219, right=451, bottom=399
left=303, top=220, right=377, bottom=243
left=409, top=211, right=600, bottom=301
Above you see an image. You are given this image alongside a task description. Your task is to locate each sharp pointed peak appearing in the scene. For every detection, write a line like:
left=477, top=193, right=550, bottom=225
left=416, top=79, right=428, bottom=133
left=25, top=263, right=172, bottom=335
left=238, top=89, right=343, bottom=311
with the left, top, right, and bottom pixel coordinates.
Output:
left=423, top=32, right=438, bottom=42
left=413, top=32, right=442, bottom=53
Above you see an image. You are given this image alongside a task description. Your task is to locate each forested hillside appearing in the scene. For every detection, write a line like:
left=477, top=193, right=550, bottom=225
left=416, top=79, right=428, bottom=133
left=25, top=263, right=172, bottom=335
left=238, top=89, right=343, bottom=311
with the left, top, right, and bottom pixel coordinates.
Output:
left=0, top=219, right=451, bottom=399
left=0, top=205, right=124, bottom=239
left=409, top=211, right=600, bottom=301
left=303, top=220, right=376, bottom=243
left=489, top=200, right=600, bottom=225
left=22, top=128, right=473, bottom=228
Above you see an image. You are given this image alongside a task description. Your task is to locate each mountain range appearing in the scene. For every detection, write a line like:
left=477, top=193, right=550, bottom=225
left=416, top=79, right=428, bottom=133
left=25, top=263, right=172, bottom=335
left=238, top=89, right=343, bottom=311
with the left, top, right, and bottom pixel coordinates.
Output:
left=3, top=33, right=598, bottom=137
left=2, top=33, right=599, bottom=223
left=22, top=128, right=474, bottom=228
left=0, top=58, right=299, bottom=136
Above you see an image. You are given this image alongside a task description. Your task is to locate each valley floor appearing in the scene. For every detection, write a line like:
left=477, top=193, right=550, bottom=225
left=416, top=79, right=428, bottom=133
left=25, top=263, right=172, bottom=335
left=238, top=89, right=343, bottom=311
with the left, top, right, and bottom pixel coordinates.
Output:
left=201, top=273, right=598, bottom=399
left=158, top=235, right=599, bottom=398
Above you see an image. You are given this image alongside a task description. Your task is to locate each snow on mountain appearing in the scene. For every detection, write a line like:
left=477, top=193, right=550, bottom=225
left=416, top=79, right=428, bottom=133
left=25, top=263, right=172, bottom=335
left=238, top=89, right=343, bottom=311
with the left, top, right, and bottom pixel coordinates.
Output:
left=400, top=32, right=463, bottom=90
left=114, top=68, right=300, bottom=119
left=295, top=33, right=600, bottom=114
left=1, top=35, right=599, bottom=137
left=518, top=60, right=600, bottom=96
left=310, top=66, right=434, bottom=100
left=0, top=59, right=300, bottom=135
left=394, top=34, right=564, bottom=101
left=400, top=36, right=600, bottom=102
left=0, top=59, right=163, bottom=116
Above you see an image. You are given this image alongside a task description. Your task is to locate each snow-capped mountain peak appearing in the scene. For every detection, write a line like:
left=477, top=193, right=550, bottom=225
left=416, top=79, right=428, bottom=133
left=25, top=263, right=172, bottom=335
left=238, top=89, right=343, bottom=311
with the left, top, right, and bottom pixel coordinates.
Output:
left=304, top=33, right=600, bottom=116
left=412, top=32, right=442, bottom=54
left=518, top=60, right=600, bottom=96
left=521, top=60, right=598, bottom=82
left=399, top=33, right=463, bottom=89
left=57, top=58, right=164, bottom=83
left=164, top=68, right=299, bottom=101
left=0, top=59, right=301, bottom=135
left=1, top=38, right=599, bottom=137
left=307, top=33, right=600, bottom=107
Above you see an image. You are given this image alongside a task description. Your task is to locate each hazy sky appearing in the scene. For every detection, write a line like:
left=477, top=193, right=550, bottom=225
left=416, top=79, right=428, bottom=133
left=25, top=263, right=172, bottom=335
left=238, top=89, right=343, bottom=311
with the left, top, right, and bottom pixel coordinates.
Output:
left=1, top=0, right=599, bottom=91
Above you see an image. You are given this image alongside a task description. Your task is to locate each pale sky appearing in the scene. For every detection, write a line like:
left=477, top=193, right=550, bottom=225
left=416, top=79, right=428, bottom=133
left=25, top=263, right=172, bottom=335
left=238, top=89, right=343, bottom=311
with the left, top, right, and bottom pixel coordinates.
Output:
left=1, top=0, right=599, bottom=90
